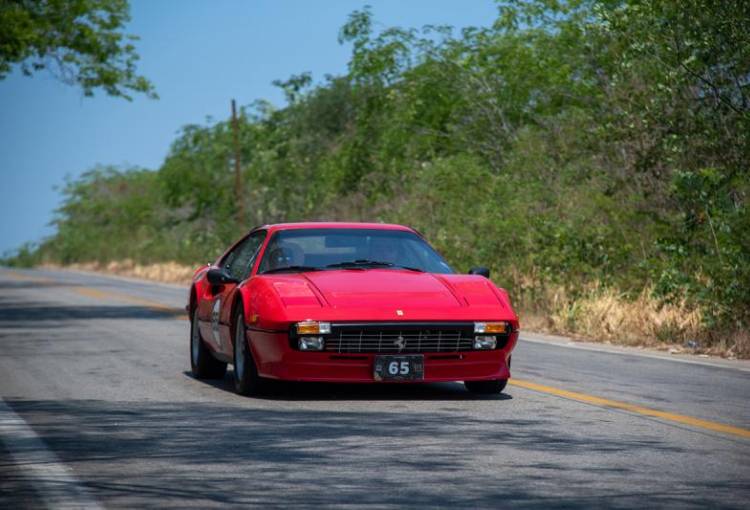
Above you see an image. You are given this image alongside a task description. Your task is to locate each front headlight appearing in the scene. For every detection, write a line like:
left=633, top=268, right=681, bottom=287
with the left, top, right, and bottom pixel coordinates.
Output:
left=473, top=335, right=497, bottom=350
left=298, top=336, right=325, bottom=351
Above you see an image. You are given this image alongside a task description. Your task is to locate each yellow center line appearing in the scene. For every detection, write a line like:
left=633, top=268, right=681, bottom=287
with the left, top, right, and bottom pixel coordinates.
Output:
left=74, top=287, right=188, bottom=320
left=509, top=379, right=750, bottom=440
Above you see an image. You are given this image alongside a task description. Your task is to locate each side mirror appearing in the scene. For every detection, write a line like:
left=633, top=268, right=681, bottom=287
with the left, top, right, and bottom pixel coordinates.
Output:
left=469, top=266, right=490, bottom=278
left=207, top=267, right=238, bottom=285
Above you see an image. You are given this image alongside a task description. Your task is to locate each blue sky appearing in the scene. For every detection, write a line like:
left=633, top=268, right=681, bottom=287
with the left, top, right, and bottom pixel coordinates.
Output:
left=0, top=0, right=498, bottom=255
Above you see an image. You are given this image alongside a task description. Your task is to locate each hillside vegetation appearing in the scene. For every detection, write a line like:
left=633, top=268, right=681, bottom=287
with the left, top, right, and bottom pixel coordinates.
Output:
left=9, top=1, right=749, bottom=355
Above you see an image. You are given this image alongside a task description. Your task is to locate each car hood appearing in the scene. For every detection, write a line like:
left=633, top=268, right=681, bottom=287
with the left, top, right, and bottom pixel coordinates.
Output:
left=302, top=269, right=463, bottom=309
left=252, top=269, right=516, bottom=324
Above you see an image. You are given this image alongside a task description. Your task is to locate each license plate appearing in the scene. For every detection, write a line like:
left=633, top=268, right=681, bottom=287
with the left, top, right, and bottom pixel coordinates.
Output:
left=373, top=355, right=424, bottom=381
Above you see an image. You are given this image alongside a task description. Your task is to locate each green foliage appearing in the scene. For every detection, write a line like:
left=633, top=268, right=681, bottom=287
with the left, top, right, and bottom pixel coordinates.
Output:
left=39, top=166, right=162, bottom=263
left=0, top=0, right=155, bottom=99
left=1, top=241, right=41, bottom=267
left=656, top=168, right=750, bottom=329
left=17, top=0, right=750, bottom=340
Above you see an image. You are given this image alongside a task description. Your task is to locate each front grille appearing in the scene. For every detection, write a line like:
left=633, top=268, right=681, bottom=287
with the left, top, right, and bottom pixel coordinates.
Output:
left=325, top=323, right=482, bottom=354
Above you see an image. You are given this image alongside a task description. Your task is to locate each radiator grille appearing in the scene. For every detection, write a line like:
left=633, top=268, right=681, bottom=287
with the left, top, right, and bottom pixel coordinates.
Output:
left=325, top=324, right=477, bottom=353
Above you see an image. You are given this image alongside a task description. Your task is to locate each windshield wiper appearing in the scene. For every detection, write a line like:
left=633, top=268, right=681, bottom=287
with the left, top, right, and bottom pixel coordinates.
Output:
left=262, top=265, right=321, bottom=274
left=326, top=260, right=424, bottom=272
left=393, top=265, right=424, bottom=272
left=326, top=259, right=394, bottom=269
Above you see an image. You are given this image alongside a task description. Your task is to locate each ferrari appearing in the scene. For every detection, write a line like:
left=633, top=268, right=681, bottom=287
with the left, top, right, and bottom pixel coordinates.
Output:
left=188, top=222, right=519, bottom=395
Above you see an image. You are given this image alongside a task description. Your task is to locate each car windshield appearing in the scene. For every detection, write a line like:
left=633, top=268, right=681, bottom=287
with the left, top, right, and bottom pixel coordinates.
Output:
left=258, top=228, right=454, bottom=274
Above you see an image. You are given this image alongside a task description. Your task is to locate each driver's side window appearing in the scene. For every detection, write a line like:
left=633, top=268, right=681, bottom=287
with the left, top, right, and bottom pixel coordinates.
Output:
left=223, top=230, right=266, bottom=281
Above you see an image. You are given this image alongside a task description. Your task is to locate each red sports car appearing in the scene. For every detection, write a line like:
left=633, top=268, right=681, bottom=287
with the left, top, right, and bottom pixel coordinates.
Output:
left=188, top=222, right=519, bottom=395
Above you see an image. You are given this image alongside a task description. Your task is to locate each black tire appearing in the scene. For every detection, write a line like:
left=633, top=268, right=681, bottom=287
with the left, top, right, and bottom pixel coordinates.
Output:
left=232, top=308, right=265, bottom=396
left=190, top=308, right=227, bottom=379
left=465, top=379, right=508, bottom=394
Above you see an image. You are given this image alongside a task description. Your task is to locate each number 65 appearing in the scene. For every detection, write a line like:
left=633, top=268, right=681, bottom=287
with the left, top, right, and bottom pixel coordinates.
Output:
left=388, top=361, right=409, bottom=375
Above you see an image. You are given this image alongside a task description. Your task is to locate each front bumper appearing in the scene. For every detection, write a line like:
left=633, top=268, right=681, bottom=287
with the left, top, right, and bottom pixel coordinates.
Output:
left=246, top=328, right=518, bottom=383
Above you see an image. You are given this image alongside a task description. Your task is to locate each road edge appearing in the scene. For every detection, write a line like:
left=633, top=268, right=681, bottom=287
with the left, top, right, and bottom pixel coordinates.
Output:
left=520, top=331, right=750, bottom=372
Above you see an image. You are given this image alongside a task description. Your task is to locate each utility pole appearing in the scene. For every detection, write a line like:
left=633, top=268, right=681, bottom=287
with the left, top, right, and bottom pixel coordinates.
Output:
left=231, top=99, right=244, bottom=226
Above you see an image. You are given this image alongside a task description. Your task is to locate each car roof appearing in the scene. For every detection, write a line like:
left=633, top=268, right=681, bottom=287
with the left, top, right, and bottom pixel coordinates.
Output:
left=258, top=222, right=415, bottom=234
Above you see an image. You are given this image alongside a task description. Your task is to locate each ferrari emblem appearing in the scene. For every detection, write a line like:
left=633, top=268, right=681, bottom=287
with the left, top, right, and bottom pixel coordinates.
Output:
left=394, top=336, right=406, bottom=352
left=396, top=309, right=404, bottom=316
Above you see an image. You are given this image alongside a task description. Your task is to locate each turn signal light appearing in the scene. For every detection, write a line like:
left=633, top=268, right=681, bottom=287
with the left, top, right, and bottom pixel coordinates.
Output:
left=474, top=322, right=509, bottom=334
left=296, top=320, right=331, bottom=335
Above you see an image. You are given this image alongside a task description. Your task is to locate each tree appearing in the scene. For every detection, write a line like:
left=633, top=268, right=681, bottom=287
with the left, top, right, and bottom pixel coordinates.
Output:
left=0, top=0, right=155, bottom=99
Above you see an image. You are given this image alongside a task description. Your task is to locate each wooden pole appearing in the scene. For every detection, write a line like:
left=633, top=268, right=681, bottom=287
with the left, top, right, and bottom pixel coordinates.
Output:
left=231, top=99, right=244, bottom=225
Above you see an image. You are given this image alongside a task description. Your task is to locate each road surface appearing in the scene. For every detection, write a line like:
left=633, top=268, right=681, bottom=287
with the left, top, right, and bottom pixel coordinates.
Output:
left=1, top=267, right=748, bottom=508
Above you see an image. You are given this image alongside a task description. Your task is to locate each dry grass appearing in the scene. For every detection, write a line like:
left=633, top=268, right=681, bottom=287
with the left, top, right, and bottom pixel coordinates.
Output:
left=730, top=330, right=750, bottom=360
left=520, top=286, right=700, bottom=345
left=514, top=279, right=747, bottom=359
left=43, top=260, right=195, bottom=286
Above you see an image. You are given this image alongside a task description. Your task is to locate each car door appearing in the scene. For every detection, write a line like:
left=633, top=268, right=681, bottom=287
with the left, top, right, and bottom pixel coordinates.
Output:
left=197, top=231, right=266, bottom=355
left=214, top=230, right=267, bottom=355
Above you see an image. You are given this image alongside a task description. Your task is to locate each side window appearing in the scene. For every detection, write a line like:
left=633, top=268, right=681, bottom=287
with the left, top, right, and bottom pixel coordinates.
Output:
left=257, top=233, right=279, bottom=274
left=224, top=231, right=266, bottom=281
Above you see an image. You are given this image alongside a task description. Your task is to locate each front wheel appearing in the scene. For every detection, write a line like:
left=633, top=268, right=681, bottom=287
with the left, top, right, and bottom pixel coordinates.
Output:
left=233, top=309, right=265, bottom=396
left=465, top=379, right=508, bottom=394
left=190, top=309, right=227, bottom=379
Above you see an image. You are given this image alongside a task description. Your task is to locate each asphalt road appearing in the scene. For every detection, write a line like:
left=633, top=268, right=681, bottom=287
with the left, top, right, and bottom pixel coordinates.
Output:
left=1, top=267, right=748, bottom=509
